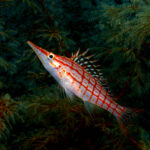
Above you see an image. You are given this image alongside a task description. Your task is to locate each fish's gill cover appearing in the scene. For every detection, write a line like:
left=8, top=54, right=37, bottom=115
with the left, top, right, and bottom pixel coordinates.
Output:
left=0, top=0, right=150, bottom=150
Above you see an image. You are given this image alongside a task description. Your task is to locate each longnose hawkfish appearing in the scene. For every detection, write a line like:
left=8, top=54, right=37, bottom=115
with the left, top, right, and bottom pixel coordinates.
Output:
left=27, top=41, right=140, bottom=128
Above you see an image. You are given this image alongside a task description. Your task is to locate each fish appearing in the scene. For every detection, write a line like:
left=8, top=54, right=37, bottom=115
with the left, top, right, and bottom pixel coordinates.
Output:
left=27, top=41, right=140, bottom=128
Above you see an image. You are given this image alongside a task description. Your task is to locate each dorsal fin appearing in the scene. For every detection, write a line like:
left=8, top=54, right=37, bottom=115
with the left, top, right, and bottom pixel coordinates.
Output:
left=71, top=49, right=113, bottom=96
left=71, top=49, right=102, bottom=83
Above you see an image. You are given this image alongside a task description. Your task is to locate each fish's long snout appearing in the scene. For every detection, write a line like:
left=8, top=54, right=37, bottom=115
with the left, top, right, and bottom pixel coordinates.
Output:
left=27, top=41, right=49, bottom=56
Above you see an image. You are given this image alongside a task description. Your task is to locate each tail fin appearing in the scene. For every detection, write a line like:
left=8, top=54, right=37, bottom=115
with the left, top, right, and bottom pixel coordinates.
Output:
left=115, top=107, right=142, bottom=134
left=115, top=107, right=143, bottom=149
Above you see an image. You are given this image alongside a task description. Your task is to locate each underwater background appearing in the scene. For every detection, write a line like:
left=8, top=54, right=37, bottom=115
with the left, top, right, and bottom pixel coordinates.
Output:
left=0, top=0, right=150, bottom=149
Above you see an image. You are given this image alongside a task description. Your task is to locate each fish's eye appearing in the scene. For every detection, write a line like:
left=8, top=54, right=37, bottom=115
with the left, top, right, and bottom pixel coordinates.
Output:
left=49, top=54, right=53, bottom=59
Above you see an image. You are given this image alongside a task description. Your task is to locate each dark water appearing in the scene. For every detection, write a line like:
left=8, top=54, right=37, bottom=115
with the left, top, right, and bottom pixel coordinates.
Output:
left=0, top=0, right=149, bottom=149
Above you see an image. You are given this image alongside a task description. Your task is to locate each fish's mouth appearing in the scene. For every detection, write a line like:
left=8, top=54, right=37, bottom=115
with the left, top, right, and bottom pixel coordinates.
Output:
left=27, top=41, right=49, bottom=56
left=27, top=41, right=50, bottom=67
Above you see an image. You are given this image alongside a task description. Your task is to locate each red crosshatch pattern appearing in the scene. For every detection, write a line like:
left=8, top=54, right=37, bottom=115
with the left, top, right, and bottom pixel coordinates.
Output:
left=54, top=56, right=125, bottom=117
left=27, top=41, right=140, bottom=126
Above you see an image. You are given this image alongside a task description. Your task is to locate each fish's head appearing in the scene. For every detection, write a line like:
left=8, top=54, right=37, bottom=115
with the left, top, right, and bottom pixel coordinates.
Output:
left=27, top=41, right=60, bottom=74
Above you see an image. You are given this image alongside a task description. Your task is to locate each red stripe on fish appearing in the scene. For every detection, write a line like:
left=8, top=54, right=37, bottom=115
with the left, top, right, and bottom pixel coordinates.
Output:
left=55, top=56, right=124, bottom=118
left=28, top=41, right=141, bottom=134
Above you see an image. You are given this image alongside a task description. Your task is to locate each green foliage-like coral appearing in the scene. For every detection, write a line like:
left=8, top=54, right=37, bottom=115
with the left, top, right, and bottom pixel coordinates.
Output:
left=0, top=0, right=150, bottom=150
